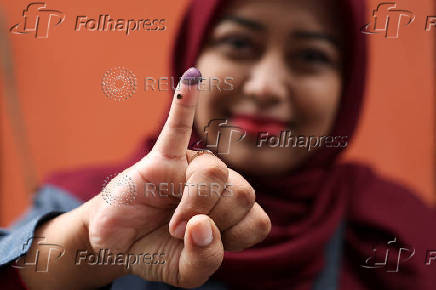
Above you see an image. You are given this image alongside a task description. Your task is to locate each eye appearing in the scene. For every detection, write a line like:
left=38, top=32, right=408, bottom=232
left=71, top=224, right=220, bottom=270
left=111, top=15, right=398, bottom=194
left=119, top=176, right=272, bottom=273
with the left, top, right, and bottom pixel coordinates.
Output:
left=212, top=34, right=260, bottom=60
left=288, top=47, right=339, bottom=74
left=220, top=36, right=252, bottom=49
left=293, top=48, right=331, bottom=64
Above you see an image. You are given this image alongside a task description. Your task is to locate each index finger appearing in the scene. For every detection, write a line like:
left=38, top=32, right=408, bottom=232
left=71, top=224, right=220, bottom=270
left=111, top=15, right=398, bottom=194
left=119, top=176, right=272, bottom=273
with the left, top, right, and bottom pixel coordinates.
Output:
left=152, top=67, right=202, bottom=159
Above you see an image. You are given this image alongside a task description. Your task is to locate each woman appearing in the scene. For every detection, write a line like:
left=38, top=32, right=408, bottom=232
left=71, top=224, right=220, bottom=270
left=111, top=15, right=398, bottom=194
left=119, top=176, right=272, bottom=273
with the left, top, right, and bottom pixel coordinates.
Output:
left=1, top=0, right=435, bottom=289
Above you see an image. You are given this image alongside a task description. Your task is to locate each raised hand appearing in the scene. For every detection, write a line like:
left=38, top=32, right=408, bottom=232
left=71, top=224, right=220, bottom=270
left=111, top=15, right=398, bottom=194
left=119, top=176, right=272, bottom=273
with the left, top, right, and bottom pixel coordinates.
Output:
left=86, top=67, right=271, bottom=288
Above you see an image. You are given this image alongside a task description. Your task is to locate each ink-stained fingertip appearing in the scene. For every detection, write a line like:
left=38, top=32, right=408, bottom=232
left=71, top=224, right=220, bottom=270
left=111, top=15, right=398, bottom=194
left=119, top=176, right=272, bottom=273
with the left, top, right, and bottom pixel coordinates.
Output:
left=181, top=67, right=202, bottom=86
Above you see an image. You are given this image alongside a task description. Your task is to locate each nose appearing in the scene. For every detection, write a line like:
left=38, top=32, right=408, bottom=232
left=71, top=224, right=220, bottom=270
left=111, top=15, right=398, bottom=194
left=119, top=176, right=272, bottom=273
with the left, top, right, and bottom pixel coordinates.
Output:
left=243, top=50, right=291, bottom=107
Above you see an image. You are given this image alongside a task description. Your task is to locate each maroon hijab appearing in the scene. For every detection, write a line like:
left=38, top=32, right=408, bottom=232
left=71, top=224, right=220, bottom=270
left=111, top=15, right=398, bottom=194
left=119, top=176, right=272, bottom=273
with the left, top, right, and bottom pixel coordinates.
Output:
left=45, top=0, right=436, bottom=289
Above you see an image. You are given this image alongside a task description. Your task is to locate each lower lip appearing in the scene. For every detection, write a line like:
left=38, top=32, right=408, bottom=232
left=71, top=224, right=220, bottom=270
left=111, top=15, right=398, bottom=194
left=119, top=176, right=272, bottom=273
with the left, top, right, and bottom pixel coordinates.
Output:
left=231, top=116, right=286, bottom=136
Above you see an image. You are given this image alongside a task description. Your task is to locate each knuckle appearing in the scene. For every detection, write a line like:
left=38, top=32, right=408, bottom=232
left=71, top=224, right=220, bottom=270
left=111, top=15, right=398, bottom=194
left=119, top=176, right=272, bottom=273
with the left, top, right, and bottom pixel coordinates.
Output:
left=224, top=231, right=252, bottom=252
left=255, top=213, right=272, bottom=240
left=232, top=184, right=255, bottom=209
left=168, top=123, right=192, bottom=133
left=203, top=163, right=228, bottom=183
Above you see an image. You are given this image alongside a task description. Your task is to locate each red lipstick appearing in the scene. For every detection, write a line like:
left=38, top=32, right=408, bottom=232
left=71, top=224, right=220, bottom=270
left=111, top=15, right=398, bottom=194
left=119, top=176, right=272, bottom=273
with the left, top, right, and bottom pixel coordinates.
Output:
left=231, top=113, right=288, bottom=136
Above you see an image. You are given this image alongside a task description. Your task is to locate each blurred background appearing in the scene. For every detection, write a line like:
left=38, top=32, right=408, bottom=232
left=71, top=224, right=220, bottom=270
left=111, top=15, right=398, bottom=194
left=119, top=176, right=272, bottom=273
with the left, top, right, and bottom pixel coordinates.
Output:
left=0, top=0, right=434, bottom=226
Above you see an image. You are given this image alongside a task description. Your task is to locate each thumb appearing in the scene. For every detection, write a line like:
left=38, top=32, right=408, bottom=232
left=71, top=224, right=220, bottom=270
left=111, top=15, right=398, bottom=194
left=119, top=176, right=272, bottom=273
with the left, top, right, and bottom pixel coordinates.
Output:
left=177, top=214, right=224, bottom=288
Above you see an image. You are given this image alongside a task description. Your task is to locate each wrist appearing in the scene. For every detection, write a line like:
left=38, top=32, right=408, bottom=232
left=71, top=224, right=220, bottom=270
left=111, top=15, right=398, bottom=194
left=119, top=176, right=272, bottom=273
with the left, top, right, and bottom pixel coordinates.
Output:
left=18, top=197, right=127, bottom=289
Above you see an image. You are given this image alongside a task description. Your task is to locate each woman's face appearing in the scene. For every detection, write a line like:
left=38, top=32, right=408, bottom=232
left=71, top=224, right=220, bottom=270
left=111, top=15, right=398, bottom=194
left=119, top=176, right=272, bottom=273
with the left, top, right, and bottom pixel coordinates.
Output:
left=195, top=0, right=343, bottom=176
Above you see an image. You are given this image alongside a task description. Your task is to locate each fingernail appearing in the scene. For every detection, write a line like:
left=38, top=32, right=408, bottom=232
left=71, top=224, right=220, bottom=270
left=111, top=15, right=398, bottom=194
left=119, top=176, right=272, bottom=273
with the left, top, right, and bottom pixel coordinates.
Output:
left=191, top=219, right=213, bottom=247
left=181, top=67, right=202, bottom=86
left=174, top=221, right=187, bottom=239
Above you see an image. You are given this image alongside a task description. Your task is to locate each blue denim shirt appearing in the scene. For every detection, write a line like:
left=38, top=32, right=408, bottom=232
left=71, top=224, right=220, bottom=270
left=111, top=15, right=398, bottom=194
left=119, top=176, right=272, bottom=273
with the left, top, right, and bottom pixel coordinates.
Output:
left=0, top=185, right=344, bottom=289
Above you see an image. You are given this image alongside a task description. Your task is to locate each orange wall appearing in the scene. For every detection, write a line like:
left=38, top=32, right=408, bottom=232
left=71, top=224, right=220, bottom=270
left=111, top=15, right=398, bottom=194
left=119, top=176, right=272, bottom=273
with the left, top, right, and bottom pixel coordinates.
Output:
left=344, top=0, right=435, bottom=204
left=1, top=0, right=434, bottom=226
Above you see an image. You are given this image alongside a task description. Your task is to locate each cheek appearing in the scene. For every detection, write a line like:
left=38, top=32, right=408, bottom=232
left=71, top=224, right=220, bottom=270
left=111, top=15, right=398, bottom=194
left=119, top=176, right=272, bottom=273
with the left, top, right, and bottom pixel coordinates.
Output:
left=195, top=54, right=249, bottom=118
left=194, top=54, right=244, bottom=136
left=293, top=74, right=342, bottom=132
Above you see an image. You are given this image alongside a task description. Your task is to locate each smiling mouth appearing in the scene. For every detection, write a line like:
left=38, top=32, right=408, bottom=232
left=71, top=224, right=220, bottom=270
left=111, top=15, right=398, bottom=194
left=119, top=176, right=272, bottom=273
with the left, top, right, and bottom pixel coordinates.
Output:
left=229, top=113, right=291, bottom=136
